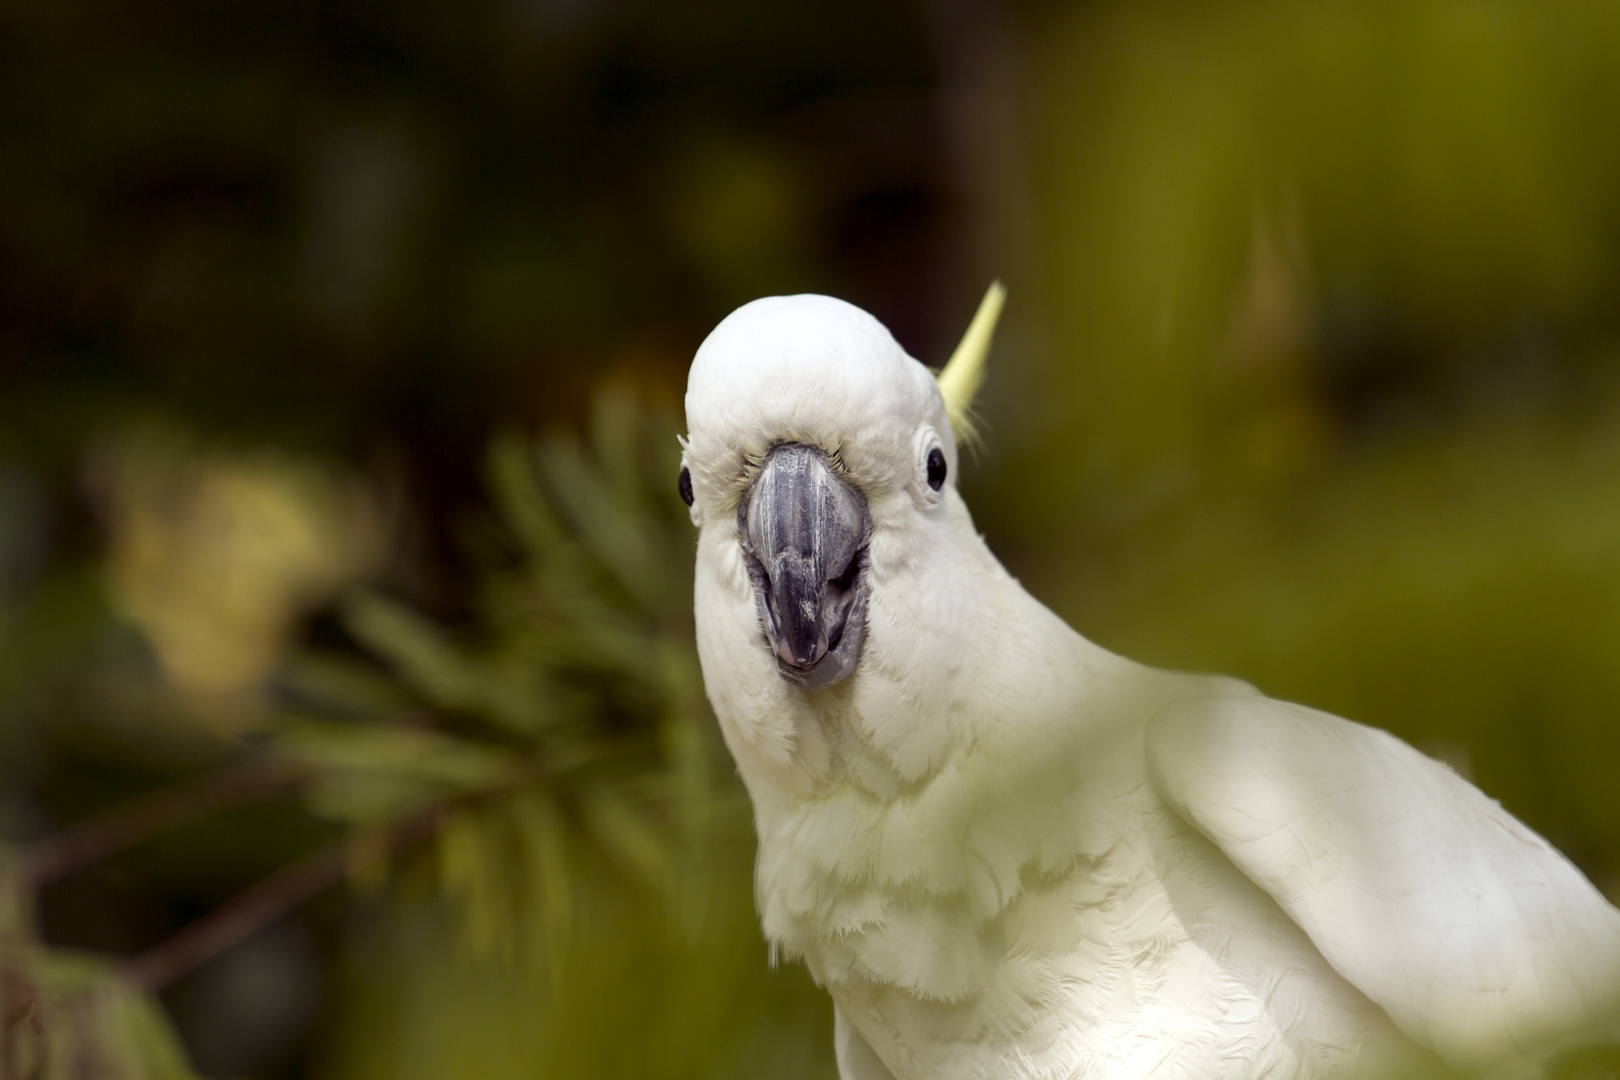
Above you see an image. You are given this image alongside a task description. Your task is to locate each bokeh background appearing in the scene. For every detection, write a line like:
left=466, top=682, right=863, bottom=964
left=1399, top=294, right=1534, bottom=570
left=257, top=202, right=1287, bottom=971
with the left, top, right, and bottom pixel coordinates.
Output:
left=3, top=0, right=1620, bottom=1077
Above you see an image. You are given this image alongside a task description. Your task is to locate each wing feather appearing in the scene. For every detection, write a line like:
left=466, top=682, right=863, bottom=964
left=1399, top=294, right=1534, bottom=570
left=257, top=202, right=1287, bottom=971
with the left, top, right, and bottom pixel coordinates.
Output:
left=1145, top=694, right=1620, bottom=1072
left=835, top=1006, right=899, bottom=1080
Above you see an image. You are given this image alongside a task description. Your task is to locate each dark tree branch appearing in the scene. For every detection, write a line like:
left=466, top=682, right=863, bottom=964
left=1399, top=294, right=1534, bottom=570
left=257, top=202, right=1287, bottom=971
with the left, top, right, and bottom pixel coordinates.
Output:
left=117, top=807, right=437, bottom=993
left=20, top=757, right=311, bottom=887
left=116, top=766, right=537, bottom=993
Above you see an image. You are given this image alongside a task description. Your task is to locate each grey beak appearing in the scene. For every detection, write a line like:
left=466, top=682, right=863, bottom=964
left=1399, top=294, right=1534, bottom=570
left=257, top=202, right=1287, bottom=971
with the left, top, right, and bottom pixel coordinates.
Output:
left=741, top=443, right=870, bottom=690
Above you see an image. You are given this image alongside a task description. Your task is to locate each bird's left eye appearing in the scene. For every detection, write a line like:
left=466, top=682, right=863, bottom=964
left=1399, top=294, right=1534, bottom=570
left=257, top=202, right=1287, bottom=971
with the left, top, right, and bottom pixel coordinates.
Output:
left=678, top=466, right=694, bottom=507
left=926, top=448, right=946, bottom=491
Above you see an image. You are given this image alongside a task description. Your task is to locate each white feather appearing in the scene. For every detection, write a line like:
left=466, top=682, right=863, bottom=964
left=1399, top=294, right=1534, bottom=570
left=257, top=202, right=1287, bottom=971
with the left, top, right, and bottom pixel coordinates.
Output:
left=682, top=294, right=1620, bottom=1080
left=1147, top=696, right=1620, bottom=1074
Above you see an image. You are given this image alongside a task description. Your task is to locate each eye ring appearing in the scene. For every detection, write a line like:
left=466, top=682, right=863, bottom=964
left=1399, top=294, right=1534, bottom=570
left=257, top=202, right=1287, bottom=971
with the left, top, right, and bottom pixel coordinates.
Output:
left=911, top=426, right=949, bottom=506
left=678, top=466, right=694, bottom=507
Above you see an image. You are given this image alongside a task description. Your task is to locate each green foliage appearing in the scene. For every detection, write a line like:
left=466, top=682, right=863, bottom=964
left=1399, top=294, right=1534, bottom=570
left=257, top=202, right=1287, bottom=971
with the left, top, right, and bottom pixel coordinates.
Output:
left=0, top=863, right=201, bottom=1080
left=0, top=385, right=826, bottom=1080
left=278, top=388, right=829, bottom=1079
left=1004, top=0, right=1620, bottom=533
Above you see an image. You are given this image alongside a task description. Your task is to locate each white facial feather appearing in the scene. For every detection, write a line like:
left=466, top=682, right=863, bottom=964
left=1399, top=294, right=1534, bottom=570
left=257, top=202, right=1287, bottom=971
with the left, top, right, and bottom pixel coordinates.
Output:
left=685, top=295, right=983, bottom=792
left=684, top=294, right=958, bottom=518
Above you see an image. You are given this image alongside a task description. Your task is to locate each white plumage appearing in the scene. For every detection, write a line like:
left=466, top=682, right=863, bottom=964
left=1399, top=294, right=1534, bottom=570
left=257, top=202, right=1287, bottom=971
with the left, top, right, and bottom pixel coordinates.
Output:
left=679, top=292, right=1620, bottom=1080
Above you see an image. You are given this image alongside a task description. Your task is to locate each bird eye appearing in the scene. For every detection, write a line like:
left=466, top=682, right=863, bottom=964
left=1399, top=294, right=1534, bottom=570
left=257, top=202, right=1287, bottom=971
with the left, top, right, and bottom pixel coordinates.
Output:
left=678, top=466, right=694, bottom=507
left=926, top=447, right=946, bottom=491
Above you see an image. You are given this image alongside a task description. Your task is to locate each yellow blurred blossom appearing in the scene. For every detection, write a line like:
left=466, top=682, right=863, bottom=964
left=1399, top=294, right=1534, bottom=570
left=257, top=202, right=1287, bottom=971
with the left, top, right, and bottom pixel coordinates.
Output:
left=89, top=424, right=383, bottom=733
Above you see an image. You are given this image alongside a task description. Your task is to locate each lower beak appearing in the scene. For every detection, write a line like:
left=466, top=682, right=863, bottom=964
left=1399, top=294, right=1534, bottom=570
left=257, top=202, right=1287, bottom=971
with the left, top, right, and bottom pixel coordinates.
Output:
left=742, top=443, right=869, bottom=690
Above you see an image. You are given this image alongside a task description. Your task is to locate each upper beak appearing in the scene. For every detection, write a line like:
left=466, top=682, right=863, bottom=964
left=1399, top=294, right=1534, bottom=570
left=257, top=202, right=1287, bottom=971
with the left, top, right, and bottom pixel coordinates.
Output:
left=741, top=443, right=869, bottom=690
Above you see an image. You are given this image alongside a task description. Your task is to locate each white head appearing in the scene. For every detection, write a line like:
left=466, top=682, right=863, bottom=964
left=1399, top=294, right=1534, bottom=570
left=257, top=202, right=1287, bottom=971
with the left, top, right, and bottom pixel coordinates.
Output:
left=681, top=290, right=1004, bottom=797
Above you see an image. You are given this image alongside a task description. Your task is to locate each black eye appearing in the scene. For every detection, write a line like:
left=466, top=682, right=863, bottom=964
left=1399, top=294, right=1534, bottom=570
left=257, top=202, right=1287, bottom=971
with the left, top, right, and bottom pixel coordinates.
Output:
left=926, top=447, right=946, bottom=491
left=678, top=466, right=694, bottom=507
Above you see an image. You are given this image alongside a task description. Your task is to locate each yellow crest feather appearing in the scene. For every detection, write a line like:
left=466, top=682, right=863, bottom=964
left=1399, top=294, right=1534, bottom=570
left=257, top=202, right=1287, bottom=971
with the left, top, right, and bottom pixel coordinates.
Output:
left=936, top=282, right=1005, bottom=446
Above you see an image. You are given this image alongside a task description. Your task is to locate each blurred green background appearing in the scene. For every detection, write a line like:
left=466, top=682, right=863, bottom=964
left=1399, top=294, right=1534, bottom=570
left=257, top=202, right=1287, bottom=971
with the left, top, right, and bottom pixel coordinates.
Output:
left=2, top=0, right=1620, bottom=1076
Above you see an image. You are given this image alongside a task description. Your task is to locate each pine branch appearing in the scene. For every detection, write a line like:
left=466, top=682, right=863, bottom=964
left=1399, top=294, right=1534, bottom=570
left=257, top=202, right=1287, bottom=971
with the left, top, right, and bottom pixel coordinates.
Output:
left=116, top=766, right=537, bottom=993
left=20, top=757, right=311, bottom=887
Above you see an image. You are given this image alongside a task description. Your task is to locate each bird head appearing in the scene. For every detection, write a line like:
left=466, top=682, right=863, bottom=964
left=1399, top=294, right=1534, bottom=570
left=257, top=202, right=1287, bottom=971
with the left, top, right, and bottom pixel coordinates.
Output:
left=680, top=288, right=1004, bottom=784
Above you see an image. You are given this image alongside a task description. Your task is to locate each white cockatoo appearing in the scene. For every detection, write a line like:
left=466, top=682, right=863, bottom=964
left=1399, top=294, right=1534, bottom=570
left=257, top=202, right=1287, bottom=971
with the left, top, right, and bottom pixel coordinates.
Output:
left=678, top=286, right=1620, bottom=1080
